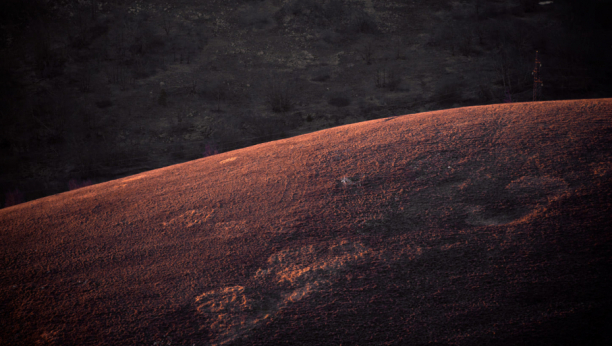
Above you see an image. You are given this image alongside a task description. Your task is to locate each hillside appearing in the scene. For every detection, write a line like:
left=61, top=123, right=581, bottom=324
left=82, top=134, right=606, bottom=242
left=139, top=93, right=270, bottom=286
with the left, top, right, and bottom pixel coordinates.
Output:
left=1, top=99, right=612, bottom=345
left=2, top=0, right=611, bottom=207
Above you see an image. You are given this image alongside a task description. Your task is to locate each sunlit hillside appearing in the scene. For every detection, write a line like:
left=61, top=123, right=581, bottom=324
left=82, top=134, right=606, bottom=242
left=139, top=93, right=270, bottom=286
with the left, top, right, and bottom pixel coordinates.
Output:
left=1, top=99, right=611, bottom=345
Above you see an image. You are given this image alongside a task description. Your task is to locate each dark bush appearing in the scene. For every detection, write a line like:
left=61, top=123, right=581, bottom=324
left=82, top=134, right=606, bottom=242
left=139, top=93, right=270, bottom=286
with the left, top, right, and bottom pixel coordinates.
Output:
left=264, top=76, right=296, bottom=113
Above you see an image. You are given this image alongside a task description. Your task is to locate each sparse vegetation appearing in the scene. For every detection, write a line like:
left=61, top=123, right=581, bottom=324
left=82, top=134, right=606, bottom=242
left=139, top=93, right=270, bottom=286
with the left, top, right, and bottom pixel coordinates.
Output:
left=264, top=75, right=296, bottom=113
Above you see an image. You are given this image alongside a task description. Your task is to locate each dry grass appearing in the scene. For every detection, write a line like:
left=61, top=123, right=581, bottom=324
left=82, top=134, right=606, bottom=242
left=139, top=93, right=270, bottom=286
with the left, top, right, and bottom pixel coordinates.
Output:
left=1, top=99, right=611, bottom=345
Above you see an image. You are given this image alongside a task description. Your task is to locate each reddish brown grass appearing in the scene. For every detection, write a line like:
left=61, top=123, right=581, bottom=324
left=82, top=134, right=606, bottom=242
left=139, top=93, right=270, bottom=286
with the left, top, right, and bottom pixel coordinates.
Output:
left=1, top=99, right=611, bottom=345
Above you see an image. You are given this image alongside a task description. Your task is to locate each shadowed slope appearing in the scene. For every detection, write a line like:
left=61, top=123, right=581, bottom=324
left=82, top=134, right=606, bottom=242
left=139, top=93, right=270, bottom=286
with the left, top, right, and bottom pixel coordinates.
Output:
left=1, top=99, right=612, bottom=345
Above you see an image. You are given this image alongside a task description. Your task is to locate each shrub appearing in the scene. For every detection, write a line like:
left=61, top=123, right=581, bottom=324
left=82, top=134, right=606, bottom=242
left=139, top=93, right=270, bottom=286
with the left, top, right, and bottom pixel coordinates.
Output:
left=4, top=188, right=24, bottom=208
left=264, top=75, right=296, bottom=113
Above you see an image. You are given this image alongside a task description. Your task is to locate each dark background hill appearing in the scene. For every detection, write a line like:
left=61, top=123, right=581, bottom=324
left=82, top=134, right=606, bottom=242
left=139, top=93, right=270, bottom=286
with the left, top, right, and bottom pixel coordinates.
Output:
left=1, top=0, right=611, bottom=207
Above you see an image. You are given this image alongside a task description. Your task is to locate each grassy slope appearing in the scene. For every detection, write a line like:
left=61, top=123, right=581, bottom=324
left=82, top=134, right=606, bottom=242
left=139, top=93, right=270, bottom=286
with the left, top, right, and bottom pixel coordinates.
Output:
left=1, top=99, right=611, bottom=345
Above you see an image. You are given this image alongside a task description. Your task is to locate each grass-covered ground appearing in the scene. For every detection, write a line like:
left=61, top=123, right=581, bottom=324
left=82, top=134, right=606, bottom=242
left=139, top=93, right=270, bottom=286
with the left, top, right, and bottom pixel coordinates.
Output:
left=1, top=99, right=611, bottom=345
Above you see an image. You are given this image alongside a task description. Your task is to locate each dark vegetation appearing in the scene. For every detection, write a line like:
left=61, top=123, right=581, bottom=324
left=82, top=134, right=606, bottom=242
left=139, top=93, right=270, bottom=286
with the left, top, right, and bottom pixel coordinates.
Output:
left=1, top=0, right=611, bottom=207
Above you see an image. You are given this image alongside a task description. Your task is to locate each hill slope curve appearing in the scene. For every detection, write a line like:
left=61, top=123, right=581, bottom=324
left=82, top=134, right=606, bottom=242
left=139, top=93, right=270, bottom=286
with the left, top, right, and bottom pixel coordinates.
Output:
left=1, top=99, right=612, bottom=345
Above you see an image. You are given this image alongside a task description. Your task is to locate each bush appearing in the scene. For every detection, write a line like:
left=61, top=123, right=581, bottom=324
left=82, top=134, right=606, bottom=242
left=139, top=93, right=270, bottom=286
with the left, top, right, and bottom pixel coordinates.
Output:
left=264, top=75, right=296, bottom=113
